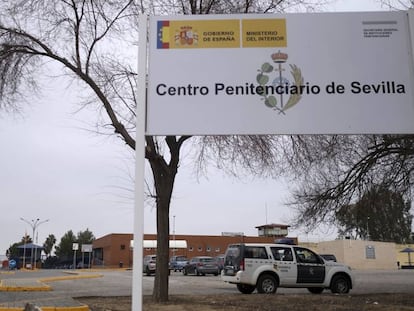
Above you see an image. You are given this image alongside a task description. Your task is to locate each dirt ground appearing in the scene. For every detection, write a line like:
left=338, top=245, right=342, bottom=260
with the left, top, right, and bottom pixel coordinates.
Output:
left=78, top=293, right=414, bottom=311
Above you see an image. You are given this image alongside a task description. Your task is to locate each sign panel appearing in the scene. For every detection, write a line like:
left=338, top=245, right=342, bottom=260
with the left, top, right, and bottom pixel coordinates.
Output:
left=146, top=12, right=414, bottom=135
left=81, top=244, right=93, bottom=253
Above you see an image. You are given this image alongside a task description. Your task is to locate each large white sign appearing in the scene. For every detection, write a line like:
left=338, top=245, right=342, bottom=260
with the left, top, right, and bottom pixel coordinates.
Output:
left=145, top=12, right=414, bottom=135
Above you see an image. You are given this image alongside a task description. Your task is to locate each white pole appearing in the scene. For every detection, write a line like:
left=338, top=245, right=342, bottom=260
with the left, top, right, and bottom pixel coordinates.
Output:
left=22, top=232, right=27, bottom=269
left=132, top=14, right=148, bottom=311
left=407, top=10, right=414, bottom=97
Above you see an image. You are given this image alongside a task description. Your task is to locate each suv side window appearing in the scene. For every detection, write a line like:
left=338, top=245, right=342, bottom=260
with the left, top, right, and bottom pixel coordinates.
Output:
left=270, top=247, right=293, bottom=261
left=244, top=246, right=268, bottom=259
left=294, top=247, right=324, bottom=264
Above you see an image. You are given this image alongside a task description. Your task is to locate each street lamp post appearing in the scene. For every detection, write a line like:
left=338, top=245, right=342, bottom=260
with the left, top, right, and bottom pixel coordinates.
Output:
left=20, top=218, right=49, bottom=269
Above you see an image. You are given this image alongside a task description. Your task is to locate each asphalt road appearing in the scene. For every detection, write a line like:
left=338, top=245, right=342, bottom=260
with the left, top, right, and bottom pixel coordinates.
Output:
left=1, top=268, right=414, bottom=304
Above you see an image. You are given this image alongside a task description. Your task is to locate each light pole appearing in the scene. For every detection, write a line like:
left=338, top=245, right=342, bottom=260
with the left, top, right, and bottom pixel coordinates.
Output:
left=20, top=218, right=49, bottom=269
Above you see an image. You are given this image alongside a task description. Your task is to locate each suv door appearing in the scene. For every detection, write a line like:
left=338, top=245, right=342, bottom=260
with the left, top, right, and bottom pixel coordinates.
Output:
left=294, top=247, right=325, bottom=284
left=270, top=246, right=297, bottom=286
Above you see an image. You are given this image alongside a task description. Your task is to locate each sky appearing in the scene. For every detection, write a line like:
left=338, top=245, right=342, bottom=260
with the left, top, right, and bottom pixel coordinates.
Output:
left=0, top=0, right=390, bottom=255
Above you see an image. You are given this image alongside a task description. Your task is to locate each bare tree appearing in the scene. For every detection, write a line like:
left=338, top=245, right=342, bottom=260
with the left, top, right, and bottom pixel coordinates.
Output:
left=379, top=0, right=414, bottom=10
left=283, top=135, right=414, bottom=234
left=0, top=0, right=329, bottom=303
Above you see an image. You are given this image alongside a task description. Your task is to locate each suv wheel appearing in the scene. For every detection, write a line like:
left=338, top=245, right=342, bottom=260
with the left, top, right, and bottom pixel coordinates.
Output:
left=330, top=275, right=350, bottom=294
left=256, top=274, right=278, bottom=294
left=237, top=284, right=256, bottom=294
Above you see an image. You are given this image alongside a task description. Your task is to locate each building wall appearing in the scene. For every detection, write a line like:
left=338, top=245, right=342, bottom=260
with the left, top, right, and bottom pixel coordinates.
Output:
left=93, top=233, right=133, bottom=268
left=315, top=240, right=397, bottom=270
left=143, top=234, right=279, bottom=258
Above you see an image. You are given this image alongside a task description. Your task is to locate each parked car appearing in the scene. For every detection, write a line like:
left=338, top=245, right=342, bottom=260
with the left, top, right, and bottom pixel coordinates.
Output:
left=214, top=254, right=225, bottom=272
left=222, top=243, right=353, bottom=294
left=320, top=254, right=337, bottom=262
left=183, top=256, right=220, bottom=276
left=170, top=255, right=189, bottom=272
left=143, top=255, right=157, bottom=276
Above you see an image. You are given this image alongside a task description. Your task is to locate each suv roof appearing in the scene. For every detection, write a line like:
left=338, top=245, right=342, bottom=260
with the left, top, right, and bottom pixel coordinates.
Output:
left=227, top=243, right=293, bottom=247
left=274, top=238, right=296, bottom=245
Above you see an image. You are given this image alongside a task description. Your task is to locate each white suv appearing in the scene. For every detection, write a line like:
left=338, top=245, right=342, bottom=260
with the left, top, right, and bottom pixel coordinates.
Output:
left=221, top=243, right=353, bottom=294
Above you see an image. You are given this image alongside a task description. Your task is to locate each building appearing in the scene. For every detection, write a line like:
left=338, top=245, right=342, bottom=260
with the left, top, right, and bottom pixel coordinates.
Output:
left=255, top=223, right=290, bottom=237
left=93, top=233, right=134, bottom=268
left=93, top=232, right=406, bottom=270
left=15, top=243, right=44, bottom=269
left=313, top=240, right=398, bottom=270
left=92, top=232, right=291, bottom=268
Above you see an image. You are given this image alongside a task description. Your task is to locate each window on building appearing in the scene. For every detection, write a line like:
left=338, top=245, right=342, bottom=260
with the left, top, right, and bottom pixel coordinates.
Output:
left=206, top=246, right=211, bottom=252
left=120, top=244, right=126, bottom=250
left=215, top=247, right=221, bottom=253
left=366, top=245, right=376, bottom=259
left=198, top=246, right=203, bottom=252
left=189, top=246, right=194, bottom=252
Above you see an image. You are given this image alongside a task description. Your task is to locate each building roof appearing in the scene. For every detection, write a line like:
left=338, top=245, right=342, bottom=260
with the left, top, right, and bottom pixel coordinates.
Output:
left=16, top=243, right=44, bottom=250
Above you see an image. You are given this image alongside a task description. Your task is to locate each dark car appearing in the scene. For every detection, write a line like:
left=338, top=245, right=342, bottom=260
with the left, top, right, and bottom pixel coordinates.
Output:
left=170, top=255, right=189, bottom=272
left=182, top=256, right=220, bottom=276
left=320, top=254, right=337, bottom=262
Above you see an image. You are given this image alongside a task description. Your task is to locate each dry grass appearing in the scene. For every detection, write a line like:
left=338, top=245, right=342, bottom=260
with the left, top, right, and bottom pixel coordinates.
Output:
left=77, top=293, right=414, bottom=311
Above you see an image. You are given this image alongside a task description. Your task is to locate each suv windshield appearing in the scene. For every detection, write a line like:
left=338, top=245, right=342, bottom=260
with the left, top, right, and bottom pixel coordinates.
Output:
left=224, top=245, right=242, bottom=269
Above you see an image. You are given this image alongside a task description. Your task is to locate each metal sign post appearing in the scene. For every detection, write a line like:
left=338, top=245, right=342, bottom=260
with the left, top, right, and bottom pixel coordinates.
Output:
left=132, top=14, right=148, bottom=311
left=72, top=243, right=79, bottom=270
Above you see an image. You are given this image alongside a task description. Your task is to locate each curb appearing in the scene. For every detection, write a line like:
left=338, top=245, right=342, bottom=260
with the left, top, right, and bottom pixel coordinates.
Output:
left=0, top=280, right=51, bottom=292
left=40, top=273, right=103, bottom=283
left=0, top=300, right=89, bottom=311
left=0, top=306, right=89, bottom=311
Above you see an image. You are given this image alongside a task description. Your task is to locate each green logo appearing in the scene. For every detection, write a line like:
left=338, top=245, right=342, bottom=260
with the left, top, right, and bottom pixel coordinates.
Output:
left=256, top=51, right=303, bottom=114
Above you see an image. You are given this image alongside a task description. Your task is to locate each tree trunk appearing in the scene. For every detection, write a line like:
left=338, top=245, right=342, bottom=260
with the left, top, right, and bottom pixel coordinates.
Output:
left=152, top=171, right=174, bottom=302
left=146, top=136, right=182, bottom=302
